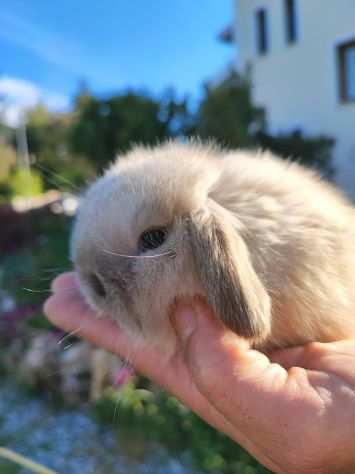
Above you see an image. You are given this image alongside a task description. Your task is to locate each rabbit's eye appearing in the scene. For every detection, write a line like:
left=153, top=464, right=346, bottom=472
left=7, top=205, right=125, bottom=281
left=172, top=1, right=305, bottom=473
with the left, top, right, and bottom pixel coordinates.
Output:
left=139, top=227, right=168, bottom=252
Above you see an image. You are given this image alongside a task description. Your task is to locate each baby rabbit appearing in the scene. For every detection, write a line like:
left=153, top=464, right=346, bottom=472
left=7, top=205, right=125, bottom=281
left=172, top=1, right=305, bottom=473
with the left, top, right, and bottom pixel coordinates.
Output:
left=71, top=141, right=355, bottom=354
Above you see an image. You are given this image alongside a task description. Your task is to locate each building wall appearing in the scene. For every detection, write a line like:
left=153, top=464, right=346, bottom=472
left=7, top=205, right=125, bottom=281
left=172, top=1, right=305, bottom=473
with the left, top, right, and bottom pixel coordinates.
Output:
left=235, top=0, right=355, bottom=198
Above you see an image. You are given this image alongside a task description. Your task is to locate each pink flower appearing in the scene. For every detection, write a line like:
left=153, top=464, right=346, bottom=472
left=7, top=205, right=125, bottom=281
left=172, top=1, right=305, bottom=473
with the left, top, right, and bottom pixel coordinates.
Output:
left=112, top=365, right=135, bottom=388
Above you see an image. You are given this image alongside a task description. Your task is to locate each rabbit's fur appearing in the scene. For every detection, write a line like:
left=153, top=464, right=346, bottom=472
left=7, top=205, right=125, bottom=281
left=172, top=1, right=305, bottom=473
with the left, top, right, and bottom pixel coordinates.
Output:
left=71, top=141, right=355, bottom=354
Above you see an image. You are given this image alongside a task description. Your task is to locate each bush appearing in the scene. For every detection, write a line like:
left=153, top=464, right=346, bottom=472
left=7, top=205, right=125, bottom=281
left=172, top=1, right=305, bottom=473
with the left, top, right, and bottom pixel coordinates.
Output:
left=0, top=182, right=12, bottom=201
left=0, top=143, right=16, bottom=180
left=0, top=143, right=16, bottom=201
left=9, top=168, right=44, bottom=198
left=0, top=142, right=46, bottom=200
left=25, top=104, right=96, bottom=192
left=35, top=153, right=96, bottom=193
left=256, top=130, right=335, bottom=179
left=0, top=211, right=71, bottom=304
left=94, top=383, right=270, bottom=474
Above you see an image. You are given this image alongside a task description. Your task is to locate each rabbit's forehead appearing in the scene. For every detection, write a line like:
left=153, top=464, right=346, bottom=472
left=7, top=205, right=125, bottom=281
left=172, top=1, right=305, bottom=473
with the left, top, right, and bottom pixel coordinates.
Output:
left=113, top=171, right=197, bottom=220
left=80, top=173, right=183, bottom=248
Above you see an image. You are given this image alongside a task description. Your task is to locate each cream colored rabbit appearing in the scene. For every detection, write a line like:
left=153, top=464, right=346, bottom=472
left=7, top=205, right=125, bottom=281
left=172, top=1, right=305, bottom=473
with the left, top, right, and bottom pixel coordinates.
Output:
left=71, top=141, right=355, bottom=354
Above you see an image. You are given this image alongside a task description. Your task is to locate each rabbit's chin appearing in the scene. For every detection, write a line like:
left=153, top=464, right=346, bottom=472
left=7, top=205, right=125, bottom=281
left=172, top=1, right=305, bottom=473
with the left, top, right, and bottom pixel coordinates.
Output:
left=115, top=320, right=179, bottom=361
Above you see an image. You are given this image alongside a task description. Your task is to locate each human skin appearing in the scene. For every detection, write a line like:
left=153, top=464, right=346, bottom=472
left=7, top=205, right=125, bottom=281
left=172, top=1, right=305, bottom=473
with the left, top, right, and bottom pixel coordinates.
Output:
left=44, top=272, right=355, bottom=474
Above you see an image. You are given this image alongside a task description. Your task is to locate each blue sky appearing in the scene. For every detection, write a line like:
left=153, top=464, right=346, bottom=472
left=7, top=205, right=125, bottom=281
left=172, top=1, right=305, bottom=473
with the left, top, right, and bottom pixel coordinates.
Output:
left=0, top=0, right=234, bottom=125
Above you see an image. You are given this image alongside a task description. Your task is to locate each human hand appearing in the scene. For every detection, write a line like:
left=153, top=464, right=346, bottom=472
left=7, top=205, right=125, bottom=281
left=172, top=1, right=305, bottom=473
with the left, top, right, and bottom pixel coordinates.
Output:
left=44, top=272, right=355, bottom=474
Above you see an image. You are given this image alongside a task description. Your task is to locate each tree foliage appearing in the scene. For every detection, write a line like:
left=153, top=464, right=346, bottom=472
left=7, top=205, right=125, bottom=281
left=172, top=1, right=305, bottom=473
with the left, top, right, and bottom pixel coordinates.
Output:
left=194, top=71, right=335, bottom=178
left=25, top=105, right=95, bottom=191
left=194, top=71, right=266, bottom=148
left=1, top=74, right=335, bottom=196
left=69, top=88, right=190, bottom=171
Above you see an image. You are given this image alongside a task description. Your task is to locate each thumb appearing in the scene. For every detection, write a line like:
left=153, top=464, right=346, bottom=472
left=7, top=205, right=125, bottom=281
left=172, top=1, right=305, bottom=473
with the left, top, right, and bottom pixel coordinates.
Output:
left=173, top=302, right=289, bottom=431
left=174, top=301, right=251, bottom=378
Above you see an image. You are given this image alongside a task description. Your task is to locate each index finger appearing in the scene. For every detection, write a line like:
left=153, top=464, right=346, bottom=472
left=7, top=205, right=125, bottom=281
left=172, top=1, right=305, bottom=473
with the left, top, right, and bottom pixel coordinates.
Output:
left=44, top=273, right=167, bottom=378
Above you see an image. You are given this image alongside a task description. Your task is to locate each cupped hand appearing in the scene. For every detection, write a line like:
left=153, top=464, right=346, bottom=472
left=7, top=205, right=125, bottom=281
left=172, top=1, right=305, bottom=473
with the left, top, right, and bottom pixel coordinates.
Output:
left=44, top=272, right=355, bottom=474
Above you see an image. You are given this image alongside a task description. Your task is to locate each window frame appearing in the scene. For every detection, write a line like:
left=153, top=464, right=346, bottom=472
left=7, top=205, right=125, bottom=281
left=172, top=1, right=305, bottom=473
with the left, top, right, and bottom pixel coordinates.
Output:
left=284, top=0, right=298, bottom=44
left=255, top=8, right=269, bottom=56
left=337, top=39, right=355, bottom=103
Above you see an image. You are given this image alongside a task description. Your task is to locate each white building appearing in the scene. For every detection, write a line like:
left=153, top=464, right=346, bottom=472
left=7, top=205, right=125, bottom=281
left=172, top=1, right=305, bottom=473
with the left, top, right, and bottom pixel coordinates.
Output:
left=222, top=0, right=355, bottom=199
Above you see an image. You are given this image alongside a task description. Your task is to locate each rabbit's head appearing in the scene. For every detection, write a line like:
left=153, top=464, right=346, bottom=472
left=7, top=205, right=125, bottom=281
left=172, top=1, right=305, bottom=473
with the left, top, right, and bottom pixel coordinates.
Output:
left=71, top=142, right=271, bottom=351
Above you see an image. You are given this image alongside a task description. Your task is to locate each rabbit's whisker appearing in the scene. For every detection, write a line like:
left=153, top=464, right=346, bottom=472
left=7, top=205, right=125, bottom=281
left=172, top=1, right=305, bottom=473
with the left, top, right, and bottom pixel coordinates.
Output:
left=34, top=162, right=82, bottom=194
left=101, top=248, right=175, bottom=259
left=22, top=287, right=53, bottom=294
left=57, top=325, right=86, bottom=346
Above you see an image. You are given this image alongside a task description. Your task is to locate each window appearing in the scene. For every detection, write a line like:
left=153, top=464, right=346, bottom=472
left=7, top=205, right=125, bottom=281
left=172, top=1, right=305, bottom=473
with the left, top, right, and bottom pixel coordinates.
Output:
left=255, top=8, right=268, bottom=55
left=285, top=0, right=298, bottom=44
left=338, top=40, right=355, bottom=102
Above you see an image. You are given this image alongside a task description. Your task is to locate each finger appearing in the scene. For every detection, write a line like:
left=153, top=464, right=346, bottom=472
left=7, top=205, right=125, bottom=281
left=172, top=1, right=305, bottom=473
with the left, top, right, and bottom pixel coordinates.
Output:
left=271, top=340, right=355, bottom=384
left=51, top=271, right=77, bottom=293
left=269, top=345, right=309, bottom=369
left=44, top=289, right=126, bottom=352
left=173, top=302, right=292, bottom=431
left=46, top=288, right=228, bottom=428
left=172, top=303, right=293, bottom=471
left=269, top=341, right=339, bottom=369
left=44, top=278, right=178, bottom=384
left=44, top=281, right=243, bottom=444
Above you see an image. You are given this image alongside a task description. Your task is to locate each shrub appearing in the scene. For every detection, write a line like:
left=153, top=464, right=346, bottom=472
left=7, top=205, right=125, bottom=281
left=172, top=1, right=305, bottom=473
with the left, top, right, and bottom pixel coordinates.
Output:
left=0, top=143, right=16, bottom=180
left=94, top=383, right=270, bottom=474
left=255, top=130, right=335, bottom=179
left=0, top=143, right=16, bottom=201
left=9, top=168, right=44, bottom=198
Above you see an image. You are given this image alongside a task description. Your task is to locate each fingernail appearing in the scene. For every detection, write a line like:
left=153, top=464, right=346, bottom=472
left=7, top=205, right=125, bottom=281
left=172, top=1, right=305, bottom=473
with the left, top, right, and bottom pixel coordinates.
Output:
left=173, top=305, right=197, bottom=344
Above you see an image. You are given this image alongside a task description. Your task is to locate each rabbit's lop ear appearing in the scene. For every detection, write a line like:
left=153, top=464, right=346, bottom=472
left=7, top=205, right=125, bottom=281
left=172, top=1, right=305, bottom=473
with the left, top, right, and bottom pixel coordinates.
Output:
left=188, top=204, right=271, bottom=339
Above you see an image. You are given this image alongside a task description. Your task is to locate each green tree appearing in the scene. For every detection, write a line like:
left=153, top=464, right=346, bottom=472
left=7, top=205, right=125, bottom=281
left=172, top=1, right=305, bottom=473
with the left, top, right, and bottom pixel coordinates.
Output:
left=195, top=71, right=265, bottom=148
left=70, top=92, right=166, bottom=171
left=26, top=104, right=72, bottom=164
left=26, top=104, right=95, bottom=191
left=194, top=70, right=335, bottom=177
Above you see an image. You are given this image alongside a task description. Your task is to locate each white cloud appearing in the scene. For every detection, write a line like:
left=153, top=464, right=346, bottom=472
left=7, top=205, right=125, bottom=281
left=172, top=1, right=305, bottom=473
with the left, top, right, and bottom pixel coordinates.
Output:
left=0, top=76, right=40, bottom=106
left=0, top=76, right=70, bottom=127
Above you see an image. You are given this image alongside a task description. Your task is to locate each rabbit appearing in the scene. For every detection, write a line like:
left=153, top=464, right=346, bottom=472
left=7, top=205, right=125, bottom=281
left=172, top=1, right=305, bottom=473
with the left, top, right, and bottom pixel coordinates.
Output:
left=71, top=140, right=355, bottom=355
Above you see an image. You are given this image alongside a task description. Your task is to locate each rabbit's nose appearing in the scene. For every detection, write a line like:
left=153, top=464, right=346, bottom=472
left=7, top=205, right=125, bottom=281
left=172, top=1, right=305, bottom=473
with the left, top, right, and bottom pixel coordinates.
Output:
left=88, top=273, right=107, bottom=299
